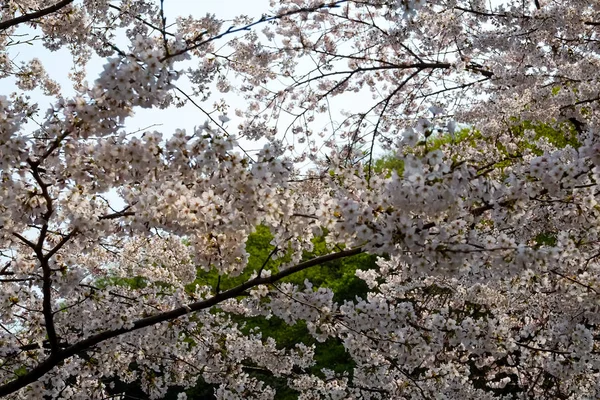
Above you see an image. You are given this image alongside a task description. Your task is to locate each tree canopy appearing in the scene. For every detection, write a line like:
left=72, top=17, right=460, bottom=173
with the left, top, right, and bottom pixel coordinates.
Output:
left=1, top=0, right=600, bottom=399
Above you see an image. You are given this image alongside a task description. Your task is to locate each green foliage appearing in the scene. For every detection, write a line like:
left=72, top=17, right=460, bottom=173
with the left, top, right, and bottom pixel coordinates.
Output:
left=13, top=366, right=27, bottom=378
left=426, top=127, right=482, bottom=151
left=534, top=232, right=558, bottom=248
left=425, top=119, right=578, bottom=159
left=283, top=234, right=374, bottom=303
left=103, top=121, right=581, bottom=398
left=372, top=154, right=404, bottom=177
left=99, top=225, right=374, bottom=399
left=183, top=225, right=374, bottom=301
left=376, top=120, right=580, bottom=181
left=95, top=275, right=148, bottom=290
left=183, top=225, right=294, bottom=295
left=231, top=227, right=373, bottom=399
left=226, top=229, right=374, bottom=399
left=507, top=119, right=580, bottom=155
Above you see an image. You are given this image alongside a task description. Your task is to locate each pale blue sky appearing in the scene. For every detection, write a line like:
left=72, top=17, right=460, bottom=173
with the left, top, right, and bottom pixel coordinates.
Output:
left=2, top=0, right=387, bottom=163
left=2, top=0, right=270, bottom=143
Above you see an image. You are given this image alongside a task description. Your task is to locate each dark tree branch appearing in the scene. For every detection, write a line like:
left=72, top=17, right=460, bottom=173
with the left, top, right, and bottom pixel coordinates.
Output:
left=515, top=341, right=569, bottom=355
left=0, top=246, right=363, bottom=397
left=550, top=269, right=598, bottom=294
left=0, top=0, right=75, bottom=31
left=162, top=0, right=351, bottom=61
left=0, top=277, right=35, bottom=283
left=44, top=229, right=78, bottom=261
left=99, top=208, right=135, bottom=220
left=257, top=236, right=292, bottom=277
left=11, top=232, right=36, bottom=249
left=25, top=160, right=62, bottom=355
left=107, top=4, right=176, bottom=37
left=159, top=0, right=169, bottom=56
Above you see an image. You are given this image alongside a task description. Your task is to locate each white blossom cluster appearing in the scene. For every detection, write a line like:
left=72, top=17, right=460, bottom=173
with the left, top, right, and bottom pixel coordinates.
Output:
left=1, top=0, right=600, bottom=399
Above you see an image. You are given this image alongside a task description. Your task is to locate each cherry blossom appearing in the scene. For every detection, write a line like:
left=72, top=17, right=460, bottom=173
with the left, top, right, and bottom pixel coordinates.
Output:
left=1, top=0, right=600, bottom=398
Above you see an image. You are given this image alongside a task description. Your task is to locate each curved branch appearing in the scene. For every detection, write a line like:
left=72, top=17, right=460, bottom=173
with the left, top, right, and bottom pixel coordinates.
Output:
left=162, top=0, right=352, bottom=61
left=0, top=246, right=363, bottom=396
left=0, top=0, right=75, bottom=31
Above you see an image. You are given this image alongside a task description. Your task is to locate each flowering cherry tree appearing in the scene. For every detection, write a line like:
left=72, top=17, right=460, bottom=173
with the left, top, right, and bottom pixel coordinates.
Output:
left=1, top=0, right=600, bottom=398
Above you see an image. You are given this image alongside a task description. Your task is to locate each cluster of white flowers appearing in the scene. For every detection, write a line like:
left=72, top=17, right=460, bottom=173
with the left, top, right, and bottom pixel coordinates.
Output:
left=1, top=0, right=600, bottom=398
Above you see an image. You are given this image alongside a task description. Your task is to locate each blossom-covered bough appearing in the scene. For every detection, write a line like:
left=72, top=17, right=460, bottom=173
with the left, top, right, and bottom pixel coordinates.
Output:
left=1, top=0, right=600, bottom=398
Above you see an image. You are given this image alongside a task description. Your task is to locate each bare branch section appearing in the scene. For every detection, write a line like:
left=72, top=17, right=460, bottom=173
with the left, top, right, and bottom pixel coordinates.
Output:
left=0, top=247, right=362, bottom=397
left=0, top=0, right=75, bottom=31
